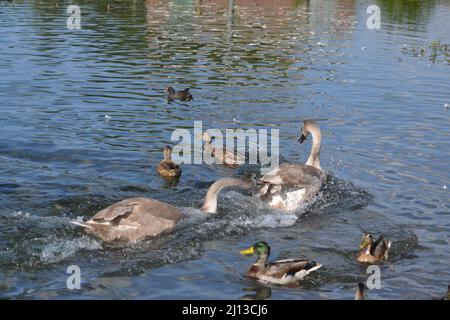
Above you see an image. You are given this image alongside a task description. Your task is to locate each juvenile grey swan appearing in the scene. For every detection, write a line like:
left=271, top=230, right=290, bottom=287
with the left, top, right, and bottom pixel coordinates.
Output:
left=71, top=177, right=254, bottom=243
left=257, top=120, right=326, bottom=212
left=197, top=132, right=242, bottom=168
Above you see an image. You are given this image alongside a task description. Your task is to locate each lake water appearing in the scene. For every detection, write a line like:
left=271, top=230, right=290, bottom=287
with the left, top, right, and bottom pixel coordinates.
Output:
left=0, top=0, right=449, bottom=299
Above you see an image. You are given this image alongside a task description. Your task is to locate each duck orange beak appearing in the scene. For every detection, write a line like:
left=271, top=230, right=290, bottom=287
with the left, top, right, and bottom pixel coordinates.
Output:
left=240, top=246, right=255, bottom=255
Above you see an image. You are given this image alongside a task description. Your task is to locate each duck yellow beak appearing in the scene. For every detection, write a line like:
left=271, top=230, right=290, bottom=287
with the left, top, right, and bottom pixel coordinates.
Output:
left=358, top=240, right=368, bottom=250
left=240, top=246, right=255, bottom=255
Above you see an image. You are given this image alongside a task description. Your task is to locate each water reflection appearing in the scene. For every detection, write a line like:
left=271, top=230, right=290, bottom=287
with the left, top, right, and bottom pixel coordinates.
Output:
left=240, top=285, right=272, bottom=300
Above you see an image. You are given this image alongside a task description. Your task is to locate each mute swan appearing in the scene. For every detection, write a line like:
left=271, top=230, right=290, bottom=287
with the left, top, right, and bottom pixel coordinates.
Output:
left=157, top=145, right=181, bottom=178
left=257, top=120, right=326, bottom=212
left=240, top=241, right=322, bottom=286
left=71, top=177, right=254, bottom=243
left=197, top=132, right=242, bottom=168
left=356, top=233, right=392, bottom=263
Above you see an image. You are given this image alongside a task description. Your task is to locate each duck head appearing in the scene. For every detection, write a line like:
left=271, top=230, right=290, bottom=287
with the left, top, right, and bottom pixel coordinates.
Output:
left=359, top=233, right=374, bottom=251
left=240, top=241, right=271, bottom=258
left=166, top=86, right=175, bottom=94
left=298, top=120, right=318, bottom=143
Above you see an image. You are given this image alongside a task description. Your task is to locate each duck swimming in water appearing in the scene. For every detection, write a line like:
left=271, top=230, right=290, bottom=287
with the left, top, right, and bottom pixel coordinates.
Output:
left=71, top=177, right=254, bottom=243
left=166, top=86, right=193, bottom=103
left=355, top=282, right=368, bottom=300
left=157, top=145, right=181, bottom=179
left=257, top=120, right=326, bottom=212
left=240, top=241, right=322, bottom=286
left=197, top=132, right=242, bottom=168
left=356, top=233, right=392, bottom=264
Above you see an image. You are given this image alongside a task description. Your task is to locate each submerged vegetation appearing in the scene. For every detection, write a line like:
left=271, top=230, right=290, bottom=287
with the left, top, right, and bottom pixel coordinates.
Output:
left=401, top=40, right=450, bottom=65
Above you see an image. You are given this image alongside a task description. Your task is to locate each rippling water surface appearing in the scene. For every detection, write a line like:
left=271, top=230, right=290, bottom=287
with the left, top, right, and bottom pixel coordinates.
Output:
left=0, top=0, right=449, bottom=299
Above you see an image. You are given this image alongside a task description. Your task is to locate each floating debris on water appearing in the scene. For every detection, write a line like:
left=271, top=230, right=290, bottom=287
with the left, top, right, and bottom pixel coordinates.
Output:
left=105, top=114, right=112, bottom=120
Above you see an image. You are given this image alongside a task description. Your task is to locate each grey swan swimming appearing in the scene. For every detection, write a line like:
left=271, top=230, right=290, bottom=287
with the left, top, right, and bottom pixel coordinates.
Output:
left=256, top=120, right=326, bottom=212
left=71, top=177, right=254, bottom=243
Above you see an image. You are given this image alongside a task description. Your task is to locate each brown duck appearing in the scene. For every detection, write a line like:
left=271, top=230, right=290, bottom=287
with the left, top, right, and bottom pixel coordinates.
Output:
left=355, top=282, right=368, bottom=300
left=166, top=86, right=193, bottom=103
left=197, top=132, right=242, bottom=168
left=157, top=146, right=181, bottom=179
left=240, top=241, right=322, bottom=286
left=356, top=233, right=392, bottom=263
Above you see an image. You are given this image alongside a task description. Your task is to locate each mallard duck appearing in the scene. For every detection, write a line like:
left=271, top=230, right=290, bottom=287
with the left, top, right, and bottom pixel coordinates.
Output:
left=166, top=86, right=193, bottom=103
left=157, top=146, right=181, bottom=179
left=71, top=177, right=254, bottom=243
left=355, top=282, right=368, bottom=300
left=257, top=120, right=326, bottom=212
left=240, top=241, right=322, bottom=286
left=356, top=233, right=392, bottom=263
left=197, top=132, right=242, bottom=168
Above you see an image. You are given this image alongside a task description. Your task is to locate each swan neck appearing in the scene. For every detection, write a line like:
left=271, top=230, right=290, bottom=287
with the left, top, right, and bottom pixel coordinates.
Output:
left=200, top=178, right=252, bottom=214
left=305, top=126, right=322, bottom=170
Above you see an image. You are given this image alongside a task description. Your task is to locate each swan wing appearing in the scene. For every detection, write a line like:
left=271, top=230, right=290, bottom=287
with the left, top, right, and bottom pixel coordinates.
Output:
left=261, top=163, right=322, bottom=187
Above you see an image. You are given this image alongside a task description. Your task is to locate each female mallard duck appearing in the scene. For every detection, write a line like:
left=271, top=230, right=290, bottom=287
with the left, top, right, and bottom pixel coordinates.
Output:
left=257, top=120, right=326, bottom=212
left=355, top=282, right=368, bottom=300
left=166, top=86, right=193, bottom=103
left=240, top=241, right=322, bottom=286
left=71, top=177, right=254, bottom=243
left=157, top=146, right=181, bottom=178
left=356, top=233, right=392, bottom=263
left=197, top=132, right=242, bottom=168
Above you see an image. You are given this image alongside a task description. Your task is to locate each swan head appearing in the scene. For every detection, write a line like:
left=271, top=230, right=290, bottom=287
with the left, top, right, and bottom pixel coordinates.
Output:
left=298, top=120, right=318, bottom=143
left=359, top=233, right=373, bottom=250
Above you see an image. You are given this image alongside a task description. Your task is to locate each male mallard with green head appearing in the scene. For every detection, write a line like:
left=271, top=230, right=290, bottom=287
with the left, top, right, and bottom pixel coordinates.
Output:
left=166, top=86, right=193, bottom=103
left=240, top=241, right=322, bottom=286
left=157, top=146, right=181, bottom=178
left=356, top=233, right=392, bottom=264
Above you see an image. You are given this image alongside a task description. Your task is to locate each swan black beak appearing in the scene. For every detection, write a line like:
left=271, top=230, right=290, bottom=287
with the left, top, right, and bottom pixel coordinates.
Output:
left=298, top=134, right=307, bottom=144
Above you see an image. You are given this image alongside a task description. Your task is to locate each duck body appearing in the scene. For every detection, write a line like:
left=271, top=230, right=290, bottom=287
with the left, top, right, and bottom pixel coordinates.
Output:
left=71, top=177, right=254, bottom=244
left=157, top=146, right=182, bottom=178
left=257, top=120, right=326, bottom=212
left=240, top=241, right=322, bottom=286
left=245, top=258, right=322, bottom=286
left=166, top=86, right=193, bottom=103
left=356, top=233, right=392, bottom=263
left=200, top=132, right=242, bottom=168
